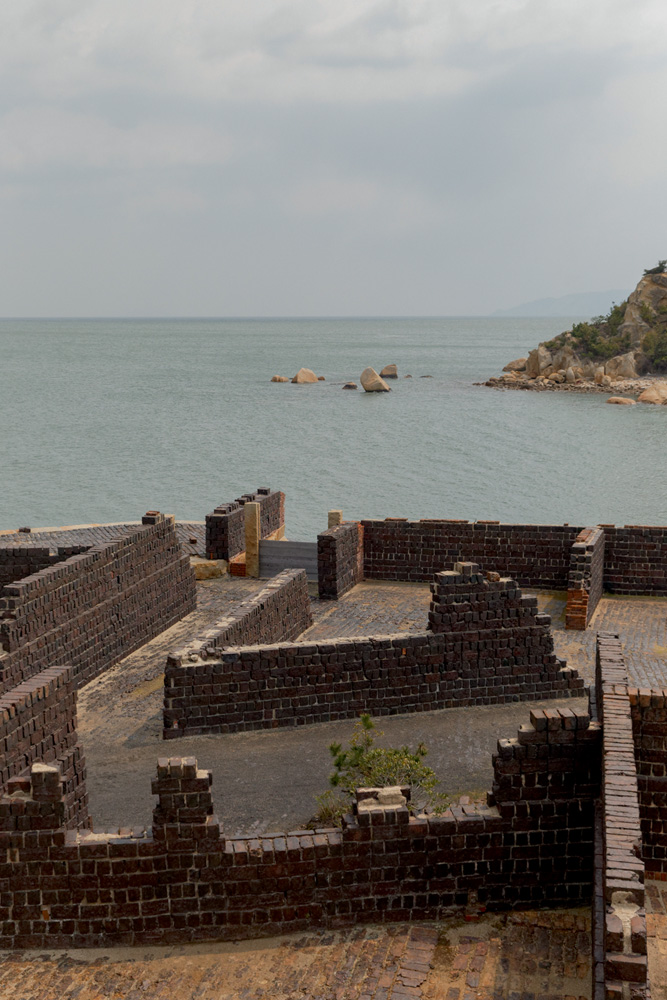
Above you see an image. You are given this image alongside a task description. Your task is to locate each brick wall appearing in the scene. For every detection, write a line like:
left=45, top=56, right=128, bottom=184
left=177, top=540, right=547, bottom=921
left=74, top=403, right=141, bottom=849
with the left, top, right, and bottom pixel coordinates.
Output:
left=0, top=515, right=196, bottom=694
left=164, top=569, right=313, bottom=737
left=164, top=563, right=584, bottom=737
left=361, top=519, right=581, bottom=587
left=565, top=527, right=605, bottom=630
left=317, top=521, right=363, bottom=599
left=603, top=525, right=667, bottom=594
left=0, top=690, right=601, bottom=949
left=0, top=664, right=87, bottom=831
left=205, top=488, right=285, bottom=561
left=594, top=633, right=648, bottom=999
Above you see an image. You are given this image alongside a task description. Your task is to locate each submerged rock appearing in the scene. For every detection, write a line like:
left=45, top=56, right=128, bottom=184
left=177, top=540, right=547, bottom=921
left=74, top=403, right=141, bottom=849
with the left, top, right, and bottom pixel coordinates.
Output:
left=360, top=367, right=391, bottom=392
left=342, top=382, right=358, bottom=390
left=606, top=397, right=636, bottom=405
left=271, top=375, right=289, bottom=382
left=638, top=382, right=667, bottom=404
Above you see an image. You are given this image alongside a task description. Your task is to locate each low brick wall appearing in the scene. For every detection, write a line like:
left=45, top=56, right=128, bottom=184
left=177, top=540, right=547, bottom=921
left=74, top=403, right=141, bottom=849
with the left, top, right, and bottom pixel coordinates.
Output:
left=0, top=546, right=73, bottom=589
left=593, top=633, right=648, bottom=999
left=362, top=518, right=581, bottom=587
left=0, top=690, right=601, bottom=948
left=205, top=488, right=285, bottom=561
left=565, top=526, right=605, bottom=630
left=163, top=569, right=313, bottom=737
left=0, top=664, right=87, bottom=831
left=0, top=515, right=196, bottom=693
left=603, top=525, right=667, bottom=594
left=317, top=521, right=363, bottom=599
left=164, top=563, right=584, bottom=737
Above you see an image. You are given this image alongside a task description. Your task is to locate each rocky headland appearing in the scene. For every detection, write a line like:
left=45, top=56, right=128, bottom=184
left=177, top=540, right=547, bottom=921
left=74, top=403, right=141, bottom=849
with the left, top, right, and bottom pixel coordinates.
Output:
left=485, top=264, right=667, bottom=403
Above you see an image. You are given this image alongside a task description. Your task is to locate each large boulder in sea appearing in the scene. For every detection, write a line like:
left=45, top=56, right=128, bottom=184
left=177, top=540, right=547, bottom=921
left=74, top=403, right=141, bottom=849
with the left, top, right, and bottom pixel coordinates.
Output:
left=606, top=397, right=636, bottom=405
left=292, top=368, right=319, bottom=384
left=360, top=367, right=391, bottom=392
left=380, top=364, right=398, bottom=379
left=503, top=358, right=526, bottom=372
left=525, top=345, right=552, bottom=378
left=638, top=382, right=667, bottom=405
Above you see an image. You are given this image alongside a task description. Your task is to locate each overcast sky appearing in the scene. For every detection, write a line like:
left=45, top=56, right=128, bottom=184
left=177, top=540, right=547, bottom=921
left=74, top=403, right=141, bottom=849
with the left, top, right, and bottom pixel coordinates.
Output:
left=1, top=0, right=666, bottom=317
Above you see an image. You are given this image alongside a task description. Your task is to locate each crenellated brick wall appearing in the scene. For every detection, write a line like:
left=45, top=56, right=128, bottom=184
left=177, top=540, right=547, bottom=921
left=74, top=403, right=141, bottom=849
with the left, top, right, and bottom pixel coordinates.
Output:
left=164, top=569, right=313, bottom=738
left=317, top=521, right=363, bottom=599
left=0, top=514, right=196, bottom=693
left=0, top=694, right=601, bottom=949
left=565, top=526, right=605, bottom=630
left=164, top=563, right=584, bottom=738
left=205, top=488, right=285, bottom=561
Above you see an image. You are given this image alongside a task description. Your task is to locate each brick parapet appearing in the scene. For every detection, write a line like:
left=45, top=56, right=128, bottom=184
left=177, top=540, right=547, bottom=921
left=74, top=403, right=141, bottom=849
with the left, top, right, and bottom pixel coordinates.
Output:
left=205, top=489, right=284, bottom=561
left=317, top=521, right=363, bottom=599
left=595, top=633, right=648, bottom=997
left=163, top=569, right=313, bottom=737
left=0, top=517, right=196, bottom=693
left=565, top=527, right=605, bottom=630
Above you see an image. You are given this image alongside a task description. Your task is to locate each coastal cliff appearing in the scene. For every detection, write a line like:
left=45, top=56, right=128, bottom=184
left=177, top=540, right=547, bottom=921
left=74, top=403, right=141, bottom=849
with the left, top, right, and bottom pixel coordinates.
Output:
left=487, top=265, right=667, bottom=395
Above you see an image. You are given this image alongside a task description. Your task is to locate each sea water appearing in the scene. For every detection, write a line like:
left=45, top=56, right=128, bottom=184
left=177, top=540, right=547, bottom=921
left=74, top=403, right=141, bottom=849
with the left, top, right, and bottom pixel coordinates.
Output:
left=1, top=316, right=665, bottom=537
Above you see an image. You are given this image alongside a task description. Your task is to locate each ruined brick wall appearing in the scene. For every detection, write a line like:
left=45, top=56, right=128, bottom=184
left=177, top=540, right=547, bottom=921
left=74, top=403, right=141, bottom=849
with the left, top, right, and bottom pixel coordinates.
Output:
left=205, top=488, right=285, bottom=560
left=603, top=525, right=667, bottom=594
left=565, top=527, right=605, bottom=630
left=164, top=569, right=312, bottom=737
left=0, top=664, right=87, bottom=831
left=0, top=515, right=196, bottom=693
left=0, top=692, right=601, bottom=949
left=361, top=519, right=581, bottom=587
left=317, top=521, right=363, bottom=599
left=165, top=564, right=584, bottom=737
left=593, top=633, right=648, bottom=999
left=631, top=687, right=667, bottom=876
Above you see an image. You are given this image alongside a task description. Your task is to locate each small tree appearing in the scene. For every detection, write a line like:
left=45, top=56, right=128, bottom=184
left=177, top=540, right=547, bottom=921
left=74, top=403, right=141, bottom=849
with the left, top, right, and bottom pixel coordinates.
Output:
left=643, top=260, right=666, bottom=275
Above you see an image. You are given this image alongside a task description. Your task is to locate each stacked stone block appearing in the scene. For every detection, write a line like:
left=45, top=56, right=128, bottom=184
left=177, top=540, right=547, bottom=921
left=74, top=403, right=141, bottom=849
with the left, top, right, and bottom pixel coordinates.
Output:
left=0, top=515, right=196, bottom=693
left=428, top=562, right=585, bottom=703
left=317, top=521, right=363, bottom=599
left=164, top=569, right=313, bottom=737
left=205, top=488, right=284, bottom=561
left=565, top=526, right=605, bottom=630
left=593, top=633, right=648, bottom=1000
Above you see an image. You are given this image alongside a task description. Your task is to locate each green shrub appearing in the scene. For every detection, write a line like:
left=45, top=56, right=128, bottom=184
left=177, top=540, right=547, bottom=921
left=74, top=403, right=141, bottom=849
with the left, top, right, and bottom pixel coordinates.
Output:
left=569, top=301, right=630, bottom=360
left=318, top=714, right=450, bottom=823
left=644, top=260, right=666, bottom=275
left=640, top=302, right=655, bottom=325
left=643, top=326, right=667, bottom=371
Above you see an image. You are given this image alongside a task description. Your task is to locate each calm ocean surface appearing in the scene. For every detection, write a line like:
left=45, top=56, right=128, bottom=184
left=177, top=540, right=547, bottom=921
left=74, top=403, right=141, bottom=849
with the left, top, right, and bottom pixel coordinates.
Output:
left=1, top=317, right=664, bottom=538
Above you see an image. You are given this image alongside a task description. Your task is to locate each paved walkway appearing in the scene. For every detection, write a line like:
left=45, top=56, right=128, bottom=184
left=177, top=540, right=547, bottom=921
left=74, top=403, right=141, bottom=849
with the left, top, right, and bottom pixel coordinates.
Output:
left=0, top=908, right=591, bottom=1000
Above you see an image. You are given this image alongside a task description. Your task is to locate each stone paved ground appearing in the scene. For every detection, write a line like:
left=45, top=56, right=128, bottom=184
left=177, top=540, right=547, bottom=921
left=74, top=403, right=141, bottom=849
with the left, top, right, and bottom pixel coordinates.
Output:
left=0, top=909, right=591, bottom=1000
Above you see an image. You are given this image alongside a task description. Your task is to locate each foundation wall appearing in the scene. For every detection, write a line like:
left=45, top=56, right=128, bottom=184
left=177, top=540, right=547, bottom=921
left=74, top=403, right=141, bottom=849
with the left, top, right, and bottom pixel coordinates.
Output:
left=0, top=516, right=196, bottom=694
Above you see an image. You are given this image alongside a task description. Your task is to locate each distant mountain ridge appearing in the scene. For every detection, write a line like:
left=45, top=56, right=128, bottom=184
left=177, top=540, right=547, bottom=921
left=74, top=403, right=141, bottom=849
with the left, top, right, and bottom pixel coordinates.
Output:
left=492, top=289, right=630, bottom=318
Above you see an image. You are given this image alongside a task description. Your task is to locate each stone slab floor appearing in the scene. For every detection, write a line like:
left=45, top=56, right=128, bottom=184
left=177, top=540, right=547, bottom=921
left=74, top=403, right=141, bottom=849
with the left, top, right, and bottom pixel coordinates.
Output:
left=0, top=908, right=591, bottom=1000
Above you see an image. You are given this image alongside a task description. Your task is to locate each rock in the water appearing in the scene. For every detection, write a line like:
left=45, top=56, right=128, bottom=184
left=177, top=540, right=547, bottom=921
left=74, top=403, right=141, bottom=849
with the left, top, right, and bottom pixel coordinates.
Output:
left=638, top=382, right=667, bottom=404
left=503, top=358, right=527, bottom=372
left=420, top=374, right=433, bottom=378
left=271, top=375, right=289, bottom=382
left=317, top=376, right=326, bottom=381
left=606, top=397, right=636, bottom=405
left=292, top=368, right=319, bottom=384
left=380, top=364, right=398, bottom=378
left=342, top=382, right=358, bottom=390
left=404, top=374, right=412, bottom=378
left=360, top=367, right=391, bottom=392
